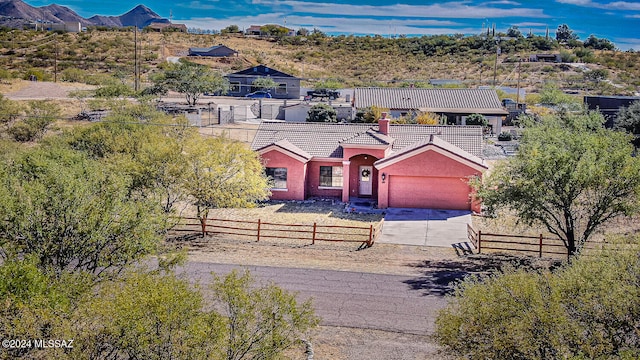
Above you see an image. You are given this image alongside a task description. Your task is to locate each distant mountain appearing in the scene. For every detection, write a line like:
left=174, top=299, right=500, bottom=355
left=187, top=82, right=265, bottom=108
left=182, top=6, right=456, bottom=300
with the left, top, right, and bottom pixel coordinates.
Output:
left=88, top=5, right=167, bottom=28
left=0, top=0, right=168, bottom=28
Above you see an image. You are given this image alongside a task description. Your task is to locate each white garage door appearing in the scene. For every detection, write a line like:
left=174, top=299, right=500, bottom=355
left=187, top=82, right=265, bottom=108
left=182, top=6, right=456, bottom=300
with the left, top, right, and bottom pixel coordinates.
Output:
left=388, top=176, right=471, bottom=210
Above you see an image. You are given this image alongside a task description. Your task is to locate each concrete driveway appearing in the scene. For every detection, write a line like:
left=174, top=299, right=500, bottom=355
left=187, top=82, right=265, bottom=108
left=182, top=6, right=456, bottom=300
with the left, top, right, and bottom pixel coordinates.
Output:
left=378, top=208, right=473, bottom=249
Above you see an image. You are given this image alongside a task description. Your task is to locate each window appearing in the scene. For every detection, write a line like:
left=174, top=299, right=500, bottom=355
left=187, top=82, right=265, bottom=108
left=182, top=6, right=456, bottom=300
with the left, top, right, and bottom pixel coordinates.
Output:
left=275, top=83, right=287, bottom=95
left=265, top=167, right=287, bottom=189
left=320, top=166, right=343, bottom=187
left=229, top=82, right=241, bottom=93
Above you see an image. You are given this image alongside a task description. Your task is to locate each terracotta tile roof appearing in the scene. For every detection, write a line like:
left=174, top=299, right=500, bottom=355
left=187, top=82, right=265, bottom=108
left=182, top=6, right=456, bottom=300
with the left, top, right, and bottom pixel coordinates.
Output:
left=354, top=88, right=508, bottom=115
left=340, top=129, right=394, bottom=146
left=251, top=122, right=484, bottom=159
left=375, top=134, right=486, bottom=169
left=256, top=139, right=312, bottom=161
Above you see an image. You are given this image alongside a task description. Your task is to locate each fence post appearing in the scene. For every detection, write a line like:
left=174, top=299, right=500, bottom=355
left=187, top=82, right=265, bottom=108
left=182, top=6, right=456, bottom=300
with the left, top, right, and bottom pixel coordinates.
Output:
left=257, top=219, right=261, bottom=242
left=477, top=230, right=482, bottom=254
left=368, top=224, right=374, bottom=247
left=539, top=234, right=543, bottom=258
left=200, top=216, right=207, bottom=237
left=312, top=223, right=317, bottom=245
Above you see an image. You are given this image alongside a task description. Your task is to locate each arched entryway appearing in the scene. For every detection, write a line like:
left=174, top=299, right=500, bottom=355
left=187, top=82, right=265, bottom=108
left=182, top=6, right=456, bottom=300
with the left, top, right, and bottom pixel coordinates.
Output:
left=348, top=154, right=379, bottom=198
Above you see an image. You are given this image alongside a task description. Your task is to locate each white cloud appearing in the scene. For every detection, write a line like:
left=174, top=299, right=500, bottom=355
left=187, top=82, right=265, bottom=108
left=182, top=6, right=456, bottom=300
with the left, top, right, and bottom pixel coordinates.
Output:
left=180, top=14, right=481, bottom=35
left=182, top=1, right=219, bottom=10
left=513, top=22, right=549, bottom=27
left=556, top=0, right=640, bottom=11
left=250, top=0, right=548, bottom=19
left=483, top=1, right=522, bottom=5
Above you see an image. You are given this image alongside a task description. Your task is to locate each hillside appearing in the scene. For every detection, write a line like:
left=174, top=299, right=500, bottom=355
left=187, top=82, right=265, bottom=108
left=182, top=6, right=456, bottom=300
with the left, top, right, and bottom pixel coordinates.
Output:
left=0, top=29, right=639, bottom=97
left=0, top=0, right=167, bottom=28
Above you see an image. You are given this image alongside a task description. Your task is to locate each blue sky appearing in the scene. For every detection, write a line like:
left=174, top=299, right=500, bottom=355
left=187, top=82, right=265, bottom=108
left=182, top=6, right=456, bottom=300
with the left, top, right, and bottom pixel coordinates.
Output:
left=26, top=0, right=640, bottom=50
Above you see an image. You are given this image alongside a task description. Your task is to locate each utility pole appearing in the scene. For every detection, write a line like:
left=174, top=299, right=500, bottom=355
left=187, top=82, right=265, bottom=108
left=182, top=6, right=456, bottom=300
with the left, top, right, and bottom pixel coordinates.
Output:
left=54, top=36, right=58, bottom=82
left=134, top=26, right=139, bottom=92
left=493, top=45, right=500, bottom=87
left=516, top=58, right=522, bottom=103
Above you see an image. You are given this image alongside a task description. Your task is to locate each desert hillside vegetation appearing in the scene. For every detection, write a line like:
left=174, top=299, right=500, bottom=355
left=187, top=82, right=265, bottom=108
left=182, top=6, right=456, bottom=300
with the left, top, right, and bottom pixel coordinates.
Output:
left=0, top=27, right=639, bottom=96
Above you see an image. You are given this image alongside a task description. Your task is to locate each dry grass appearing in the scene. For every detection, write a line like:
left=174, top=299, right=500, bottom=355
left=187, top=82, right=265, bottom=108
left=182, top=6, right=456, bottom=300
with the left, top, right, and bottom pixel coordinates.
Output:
left=172, top=200, right=458, bottom=276
left=471, top=211, right=640, bottom=259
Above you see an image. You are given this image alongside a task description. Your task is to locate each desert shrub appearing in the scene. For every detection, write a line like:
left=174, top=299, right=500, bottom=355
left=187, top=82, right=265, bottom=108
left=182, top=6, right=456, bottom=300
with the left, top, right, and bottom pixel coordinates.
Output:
left=61, top=68, right=87, bottom=83
left=84, top=73, right=118, bottom=86
left=306, top=103, right=337, bottom=123
left=497, top=131, right=512, bottom=141
left=465, top=113, right=488, bottom=126
left=23, top=68, right=51, bottom=81
left=415, top=112, right=442, bottom=125
left=95, top=83, right=134, bottom=98
left=436, top=236, right=640, bottom=359
left=353, top=105, right=389, bottom=123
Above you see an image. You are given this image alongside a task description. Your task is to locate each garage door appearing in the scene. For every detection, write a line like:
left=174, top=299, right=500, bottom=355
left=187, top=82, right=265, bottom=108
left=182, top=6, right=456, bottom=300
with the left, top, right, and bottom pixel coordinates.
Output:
left=388, top=176, right=471, bottom=210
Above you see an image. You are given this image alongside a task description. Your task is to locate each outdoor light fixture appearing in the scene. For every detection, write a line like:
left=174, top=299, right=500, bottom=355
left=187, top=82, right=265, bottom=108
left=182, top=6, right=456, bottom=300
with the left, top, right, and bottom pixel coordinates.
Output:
left=381, top=173, right=386, bottom=183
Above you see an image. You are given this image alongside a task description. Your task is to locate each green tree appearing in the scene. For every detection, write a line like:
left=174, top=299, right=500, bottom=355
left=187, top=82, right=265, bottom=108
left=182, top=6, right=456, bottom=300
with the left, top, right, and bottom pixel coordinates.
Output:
left=584, top=34, right=615, bottom=50
left=0, top=94, right=22, bottom=130
left=73, top=270, right=224, bottom=360
left=584, top=68, right=609, bottom=85
left=314, top=79, right=342, bottom=90
left=221, top=24, right=240, bottom=34
left=353, top=105, right=389, bottom=123
left=465, top=113, right=488, bottom=126
left=0, top=145, right=165, bottom=276
left=506, top=25, right=522, bottom=38
left=65, top=106, right=197, bottom=213
left=556, top=24, right=578, bottom=43
left=436, top=236, right=640, bottom=359
left=614, top=101, right=640, bottom=134
left=213, top=270, right=320, bottom=360
left=0, top=257, right=89, bottom=359
left=306, top=103, right=338, bottom=123
left=154, top=60, right=228, bottom=105
left=183, top=136, right=271, bottom=225
left=7, top=100, right=60, bottom=142
left=475, top=112, right=640, bottom=255
left=260, top=24, right=289, bottom=39
left=537, top=83, right=581, bottom=110
left=251, top=76, right=277, bottom=92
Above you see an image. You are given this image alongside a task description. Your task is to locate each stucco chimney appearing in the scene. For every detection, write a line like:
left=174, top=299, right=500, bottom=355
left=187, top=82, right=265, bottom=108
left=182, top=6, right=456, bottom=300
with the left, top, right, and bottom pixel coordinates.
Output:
left=379, top=112, right=389, bottom=135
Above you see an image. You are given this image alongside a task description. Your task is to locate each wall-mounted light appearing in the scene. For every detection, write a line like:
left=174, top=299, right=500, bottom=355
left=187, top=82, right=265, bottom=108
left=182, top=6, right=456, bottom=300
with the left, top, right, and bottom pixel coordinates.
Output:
left=381, top=173, right=386, bottom=183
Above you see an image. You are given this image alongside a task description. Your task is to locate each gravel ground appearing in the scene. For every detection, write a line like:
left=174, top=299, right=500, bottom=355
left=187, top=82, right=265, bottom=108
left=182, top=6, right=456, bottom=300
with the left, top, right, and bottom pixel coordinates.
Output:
left=4, top=80, right=95, bottom=100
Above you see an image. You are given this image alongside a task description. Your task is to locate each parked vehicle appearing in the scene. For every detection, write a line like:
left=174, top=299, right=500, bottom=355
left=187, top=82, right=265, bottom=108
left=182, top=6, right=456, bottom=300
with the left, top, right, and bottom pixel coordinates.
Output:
left=307, top=89, right=340, bottom=100
left=245, top=91, right=272, bottom=98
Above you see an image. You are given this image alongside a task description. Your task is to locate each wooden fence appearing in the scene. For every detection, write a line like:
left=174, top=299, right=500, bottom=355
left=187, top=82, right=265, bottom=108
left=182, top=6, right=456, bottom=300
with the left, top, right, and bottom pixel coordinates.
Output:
left=170, top=217, right=384, bottom=248
left=467, top=224, right=568, bottom=258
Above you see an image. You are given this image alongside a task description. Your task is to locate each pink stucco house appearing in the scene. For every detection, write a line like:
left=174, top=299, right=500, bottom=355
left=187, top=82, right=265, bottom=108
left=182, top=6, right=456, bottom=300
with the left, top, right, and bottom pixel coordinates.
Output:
left=251, top=115, right=488, bottom=212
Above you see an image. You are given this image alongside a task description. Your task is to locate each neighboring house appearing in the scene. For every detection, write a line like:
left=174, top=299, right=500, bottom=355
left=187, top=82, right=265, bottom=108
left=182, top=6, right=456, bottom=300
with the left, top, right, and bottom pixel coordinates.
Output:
left=353, top=87, right=508, bottom=134
left=529, top=54, right=562, bottom=63
left=226, top=65, right=301, bottom=100
left=585, top=95, right=640, bottom=128
left=251, top=115, right=487, bottom=211
left=245, top=24, right=295, bottom=36
left=245, top=25, right=262, bottom=36
left=146, top=22, right=188, bottom=32
left=188, top=44, right=238, bottom=57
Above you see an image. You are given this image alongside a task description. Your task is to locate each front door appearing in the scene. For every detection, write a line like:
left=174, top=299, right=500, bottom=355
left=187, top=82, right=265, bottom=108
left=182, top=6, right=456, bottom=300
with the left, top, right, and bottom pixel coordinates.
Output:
left=359, top=166, right=373, bottom=196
